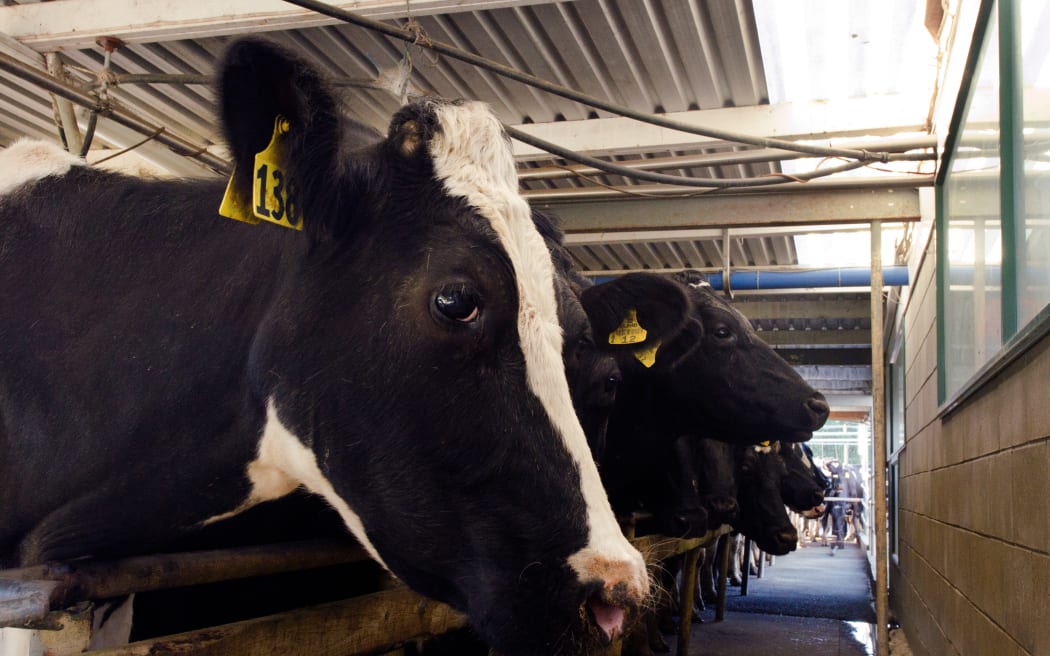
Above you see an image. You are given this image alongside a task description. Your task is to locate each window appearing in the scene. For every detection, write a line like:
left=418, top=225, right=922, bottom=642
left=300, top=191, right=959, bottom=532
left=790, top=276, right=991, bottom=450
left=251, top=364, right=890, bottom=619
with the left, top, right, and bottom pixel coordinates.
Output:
left=888, top=461, right=900, bottom=560
left=939, top=1, right=1002, bottom=399
left=937, top=0, right=1050, bottom=405
left=1018, top=0, right=1050, bottom=326
left=887, top=337, right=906, bottom=458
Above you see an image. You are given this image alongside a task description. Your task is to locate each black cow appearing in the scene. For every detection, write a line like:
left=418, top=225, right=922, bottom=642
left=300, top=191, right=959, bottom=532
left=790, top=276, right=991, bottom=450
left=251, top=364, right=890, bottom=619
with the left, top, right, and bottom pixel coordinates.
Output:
left=779, top=440, right=828, bottom=513
left=596, top=270, right=828, bottom=526
left=533, top=211, right=691, bottom=464
left=732, top=444, right=798, bottom=555
left=0, top=39, right=648, bottom=655
left=693, top=436, right=740, bottom=530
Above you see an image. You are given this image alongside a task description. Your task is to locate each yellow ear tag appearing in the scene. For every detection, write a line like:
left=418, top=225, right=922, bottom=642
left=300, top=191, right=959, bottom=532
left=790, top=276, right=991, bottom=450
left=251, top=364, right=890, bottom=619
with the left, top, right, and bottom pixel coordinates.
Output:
left=218, top=115, right=304, bottom=230
left=608, top=308, right=648, bottom=345
left=758, top=440, right=771, bottom=447
left=633, top=341, right=660, bottom=368
left=218, top=166, right=259, bottom=224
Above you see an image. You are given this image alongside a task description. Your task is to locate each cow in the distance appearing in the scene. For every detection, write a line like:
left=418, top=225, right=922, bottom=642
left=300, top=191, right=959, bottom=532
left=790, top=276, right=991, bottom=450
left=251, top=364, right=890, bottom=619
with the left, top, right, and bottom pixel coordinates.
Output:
left=0, top=39, right=648, bottom=655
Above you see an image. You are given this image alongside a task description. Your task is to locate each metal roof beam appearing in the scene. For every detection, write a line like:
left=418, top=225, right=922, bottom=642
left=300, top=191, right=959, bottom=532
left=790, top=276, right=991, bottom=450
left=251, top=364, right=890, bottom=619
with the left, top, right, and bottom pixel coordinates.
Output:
left=538, top=187, right=920, bottom=233
left=734, top=298, right=871, bottom=321
left=511, top=96, right=927, bottom=159
left=0, top=0, right=563, bottom=52
left=775, top=348, right=871, bottom=366
left=756, top=329, right=871, bottom=347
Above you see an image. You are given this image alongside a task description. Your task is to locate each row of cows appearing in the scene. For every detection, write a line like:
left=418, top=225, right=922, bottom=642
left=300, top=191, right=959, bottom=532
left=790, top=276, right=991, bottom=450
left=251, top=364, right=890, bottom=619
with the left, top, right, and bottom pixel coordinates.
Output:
left=0, top=38, right=829, bottom=655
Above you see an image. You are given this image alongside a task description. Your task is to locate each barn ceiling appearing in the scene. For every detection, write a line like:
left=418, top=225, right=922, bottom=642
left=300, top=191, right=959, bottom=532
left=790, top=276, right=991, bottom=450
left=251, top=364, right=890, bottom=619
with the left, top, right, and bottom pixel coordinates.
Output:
left=0, top=0, right=945, bottom=412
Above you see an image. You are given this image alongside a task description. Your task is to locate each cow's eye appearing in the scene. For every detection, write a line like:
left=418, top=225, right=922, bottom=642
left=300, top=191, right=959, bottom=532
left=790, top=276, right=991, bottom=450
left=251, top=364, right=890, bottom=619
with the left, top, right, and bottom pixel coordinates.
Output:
left=435, top=288, right=480, bottom=323
left=713, top=325, right=732, bottom=339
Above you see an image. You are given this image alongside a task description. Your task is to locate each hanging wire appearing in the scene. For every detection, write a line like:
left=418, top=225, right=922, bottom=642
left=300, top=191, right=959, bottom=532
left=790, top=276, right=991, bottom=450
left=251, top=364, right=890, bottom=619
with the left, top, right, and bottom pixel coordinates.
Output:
left=78, top=38, right=122, bottom=158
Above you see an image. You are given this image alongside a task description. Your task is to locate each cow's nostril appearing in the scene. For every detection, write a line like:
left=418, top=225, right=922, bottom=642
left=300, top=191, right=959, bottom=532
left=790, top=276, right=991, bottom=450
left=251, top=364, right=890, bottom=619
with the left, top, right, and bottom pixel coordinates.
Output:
left=777, top=529, right=798, bottom=546
left=805, top=396, right=830, bottom=423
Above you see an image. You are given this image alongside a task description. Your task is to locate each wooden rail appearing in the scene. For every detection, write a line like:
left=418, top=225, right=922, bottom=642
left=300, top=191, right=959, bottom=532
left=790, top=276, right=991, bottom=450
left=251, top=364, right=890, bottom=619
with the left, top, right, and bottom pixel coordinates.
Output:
left=0, top=528, right=732, bottom=655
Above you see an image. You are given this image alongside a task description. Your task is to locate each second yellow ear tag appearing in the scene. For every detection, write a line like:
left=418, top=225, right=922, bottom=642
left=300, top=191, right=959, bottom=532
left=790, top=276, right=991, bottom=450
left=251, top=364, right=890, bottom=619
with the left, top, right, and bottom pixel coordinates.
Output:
left=633, top=341, right=660, bottom=368
left=608, top=308, right=648, bottom=345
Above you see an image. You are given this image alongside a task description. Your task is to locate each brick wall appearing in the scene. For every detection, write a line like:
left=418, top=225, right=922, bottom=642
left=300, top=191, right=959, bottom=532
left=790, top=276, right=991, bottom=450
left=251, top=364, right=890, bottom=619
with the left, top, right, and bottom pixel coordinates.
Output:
left=891, top=237, right=1050, bottom=656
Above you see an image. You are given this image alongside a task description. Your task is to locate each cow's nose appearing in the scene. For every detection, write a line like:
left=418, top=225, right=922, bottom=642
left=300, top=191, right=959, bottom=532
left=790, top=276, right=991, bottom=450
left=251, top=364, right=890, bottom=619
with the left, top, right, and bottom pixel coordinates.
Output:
left=673, top=508, right=708, bottom=538
left=804, top=395, right=830, bottom=425
left=570, top=546, right=648, bottom=640
left=776, top=528, right=799, bottom=549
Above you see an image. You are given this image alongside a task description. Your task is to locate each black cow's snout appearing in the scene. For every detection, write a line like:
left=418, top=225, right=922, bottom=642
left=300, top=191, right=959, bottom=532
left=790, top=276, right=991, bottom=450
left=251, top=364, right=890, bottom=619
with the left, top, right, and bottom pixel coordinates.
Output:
left=808, top=489, right=825, bottom=509
left=670, top=507, right=709, bottom=538
left=776, top=528, right=799, bottom=550
left=804, top=395, right=830, bottom=426
left=704, top=495, right=739, bottom=527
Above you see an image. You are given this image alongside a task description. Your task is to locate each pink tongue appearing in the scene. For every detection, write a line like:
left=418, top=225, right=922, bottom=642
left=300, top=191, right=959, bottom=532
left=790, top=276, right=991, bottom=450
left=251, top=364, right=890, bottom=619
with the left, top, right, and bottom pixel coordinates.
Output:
left=588, top=598, right=625, bottom=639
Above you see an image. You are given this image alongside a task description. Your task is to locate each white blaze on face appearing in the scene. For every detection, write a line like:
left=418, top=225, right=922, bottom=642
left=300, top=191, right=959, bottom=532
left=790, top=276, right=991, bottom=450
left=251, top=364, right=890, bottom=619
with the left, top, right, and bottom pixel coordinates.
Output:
left=426, top=100, right=647, bottom=598
left=0, top=139, right=84, bottom=197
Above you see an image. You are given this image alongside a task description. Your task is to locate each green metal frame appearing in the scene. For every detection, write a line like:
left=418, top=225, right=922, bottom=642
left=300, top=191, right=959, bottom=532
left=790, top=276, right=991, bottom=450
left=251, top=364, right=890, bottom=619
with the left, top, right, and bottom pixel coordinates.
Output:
left=999, top=0, right=1021, bottom=339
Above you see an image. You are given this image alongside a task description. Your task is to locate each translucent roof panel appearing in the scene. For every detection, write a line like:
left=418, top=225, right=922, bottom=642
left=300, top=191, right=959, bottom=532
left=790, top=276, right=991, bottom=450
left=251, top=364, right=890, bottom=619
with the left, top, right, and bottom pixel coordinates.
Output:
left=753, top=0, right=939, bottom=105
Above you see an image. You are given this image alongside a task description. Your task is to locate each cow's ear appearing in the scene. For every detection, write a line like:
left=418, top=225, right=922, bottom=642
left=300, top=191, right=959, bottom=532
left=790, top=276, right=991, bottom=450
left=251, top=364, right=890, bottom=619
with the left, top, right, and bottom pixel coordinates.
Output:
left=580, top=273, right=693, bottom=353
left=218, top=38, right=344, bottom=237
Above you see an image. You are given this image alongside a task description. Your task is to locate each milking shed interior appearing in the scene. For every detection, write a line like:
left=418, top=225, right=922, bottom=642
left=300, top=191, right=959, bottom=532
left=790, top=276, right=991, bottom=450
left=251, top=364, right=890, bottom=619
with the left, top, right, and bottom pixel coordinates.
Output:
left=0, top=0, right=1047, bottom=655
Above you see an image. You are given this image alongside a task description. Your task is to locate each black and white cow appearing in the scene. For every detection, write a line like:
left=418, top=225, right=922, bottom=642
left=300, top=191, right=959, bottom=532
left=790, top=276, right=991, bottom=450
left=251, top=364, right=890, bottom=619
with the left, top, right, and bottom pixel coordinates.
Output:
left=0, top=39, right=648, bottom=655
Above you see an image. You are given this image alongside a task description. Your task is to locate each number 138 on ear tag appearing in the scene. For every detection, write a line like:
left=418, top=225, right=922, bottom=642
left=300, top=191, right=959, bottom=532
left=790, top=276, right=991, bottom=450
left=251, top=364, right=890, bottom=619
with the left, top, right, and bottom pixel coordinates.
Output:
left=252, top=116, right=304, bottom=231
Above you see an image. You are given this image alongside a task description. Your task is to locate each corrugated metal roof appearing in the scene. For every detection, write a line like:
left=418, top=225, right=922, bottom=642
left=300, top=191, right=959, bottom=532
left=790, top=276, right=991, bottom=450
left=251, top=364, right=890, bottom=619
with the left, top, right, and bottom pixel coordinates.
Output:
left=0, top=0, right=939, bottom=404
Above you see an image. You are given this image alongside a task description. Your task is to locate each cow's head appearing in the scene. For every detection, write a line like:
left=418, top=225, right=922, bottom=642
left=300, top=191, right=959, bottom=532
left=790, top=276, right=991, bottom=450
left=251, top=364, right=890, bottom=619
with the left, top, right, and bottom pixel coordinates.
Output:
left=218, top=39, right=646, bottom=654
left=778, top=441, right=827, bottom=512
left=732, top=444, right=798, bottom=555
left=650, top=271, right=830, bottom=443
left=693, top=437, right=739, bottom=529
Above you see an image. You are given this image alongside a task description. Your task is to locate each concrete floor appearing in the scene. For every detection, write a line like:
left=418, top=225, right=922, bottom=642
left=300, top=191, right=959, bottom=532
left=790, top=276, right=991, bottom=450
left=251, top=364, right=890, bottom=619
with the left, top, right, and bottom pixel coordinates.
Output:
left=677, top=541, right=876, bottom=656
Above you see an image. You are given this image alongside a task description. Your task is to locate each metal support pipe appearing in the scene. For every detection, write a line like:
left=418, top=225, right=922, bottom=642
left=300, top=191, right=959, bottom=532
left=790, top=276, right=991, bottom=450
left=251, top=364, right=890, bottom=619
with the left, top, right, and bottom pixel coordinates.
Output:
left=870, top=221, right=890, bottom=656
left=706, top=266, right=909, bottom=291
left=44, top=53, right=83, bottom=154
left=104, top=73, right=378, bottom=89
left=0, top=49, right=229, bottom=174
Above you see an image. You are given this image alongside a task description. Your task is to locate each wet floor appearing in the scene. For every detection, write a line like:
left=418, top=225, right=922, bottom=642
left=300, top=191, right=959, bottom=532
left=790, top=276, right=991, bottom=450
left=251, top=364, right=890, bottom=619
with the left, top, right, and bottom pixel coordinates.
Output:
left=677, top=541, right=876, bottom=655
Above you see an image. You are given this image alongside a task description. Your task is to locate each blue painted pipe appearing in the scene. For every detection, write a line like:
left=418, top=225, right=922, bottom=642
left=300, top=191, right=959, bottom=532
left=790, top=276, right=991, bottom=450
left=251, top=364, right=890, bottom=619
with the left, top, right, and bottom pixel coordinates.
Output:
left=592, top=266, right=909, bottom=290
left=705, top=265, right=909, bottom=291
